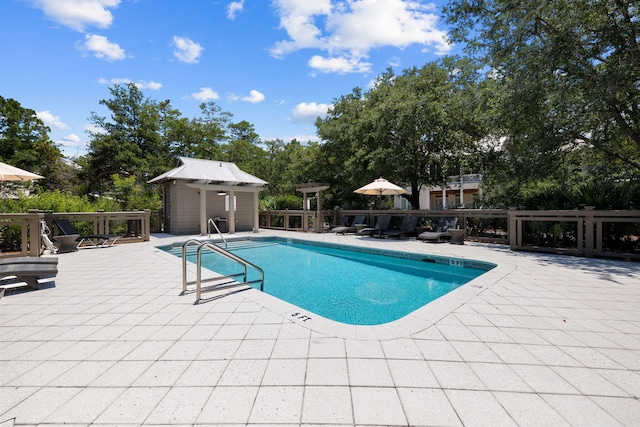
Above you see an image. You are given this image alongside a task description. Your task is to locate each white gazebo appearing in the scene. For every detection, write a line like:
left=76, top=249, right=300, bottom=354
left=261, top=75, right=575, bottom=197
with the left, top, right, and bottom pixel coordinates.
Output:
left=149, top=157, right=267, bottom=235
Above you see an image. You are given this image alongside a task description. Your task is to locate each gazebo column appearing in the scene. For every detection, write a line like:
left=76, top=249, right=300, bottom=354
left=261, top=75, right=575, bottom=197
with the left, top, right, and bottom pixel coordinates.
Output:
left=253, top=191, right=260, bottom=233
left=302, top=193, right=308, bottom=232
left=199, top=188, right=207, bottom=235
left=228, top=190, right=236, bottom=234
left=316, top=190, right=322, bottom=231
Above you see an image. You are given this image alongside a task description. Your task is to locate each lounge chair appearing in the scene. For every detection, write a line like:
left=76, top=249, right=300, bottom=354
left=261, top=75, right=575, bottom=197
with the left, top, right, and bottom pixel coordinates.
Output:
left=417, top=217, right=459, bottom=243
left=356, top=214, right=391, bottom=238
left=332, top=215, right=367, bottom=234
left=0, top=256, right=58, bottom=290
left=53, top=218, right=119, bottom=248
left=382, top=215, right=420, bottom=239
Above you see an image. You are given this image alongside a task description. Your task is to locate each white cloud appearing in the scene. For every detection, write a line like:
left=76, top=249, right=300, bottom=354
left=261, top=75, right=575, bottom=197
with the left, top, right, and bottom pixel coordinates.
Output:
left=292, top=102, right=331, bottom=122
left=227, top=0, right=245, bottom=19
left=59, top=133, right=83, bottom=147
left=308, top=55, right=371, bottom=74
left=28, top=0, right=120, bottom=31
left=270, top=0, right=451, bottom=74
left=36, top=110, right=67, bottom=129
left=97, top=78, right=162, bottom=90
left=77, top=34, right=125, bottom=61
left=191, top=87, right=219, bottom=101
left=84, top=123, right=107, bottom=135
left=172, top=36, right=203, bottom=64
left=242, top=90, right=265, bottom=103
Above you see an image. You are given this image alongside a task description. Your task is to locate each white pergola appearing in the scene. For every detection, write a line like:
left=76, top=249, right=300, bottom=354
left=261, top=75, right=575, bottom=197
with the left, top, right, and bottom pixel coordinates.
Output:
left=296, top=183, right=330, bottom=232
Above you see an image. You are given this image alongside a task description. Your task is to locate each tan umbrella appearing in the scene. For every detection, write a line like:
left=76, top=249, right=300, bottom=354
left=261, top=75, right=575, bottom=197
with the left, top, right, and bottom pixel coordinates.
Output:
left=0, top=161, right=43, bottom=181
left=354, top=177, right=408, bottom=197
left=354, top=177, right=408, bottom=237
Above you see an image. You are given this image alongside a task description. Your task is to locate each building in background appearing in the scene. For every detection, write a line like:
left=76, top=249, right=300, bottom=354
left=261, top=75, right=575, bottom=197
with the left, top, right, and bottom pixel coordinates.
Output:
left=395, top=174, right=482, bottom=210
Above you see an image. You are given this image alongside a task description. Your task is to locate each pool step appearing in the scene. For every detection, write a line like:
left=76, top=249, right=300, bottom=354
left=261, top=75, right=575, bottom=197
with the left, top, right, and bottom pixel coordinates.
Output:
left=217, top=240, right=278, bottom=251
left=175, top=239, right=276, bottom=257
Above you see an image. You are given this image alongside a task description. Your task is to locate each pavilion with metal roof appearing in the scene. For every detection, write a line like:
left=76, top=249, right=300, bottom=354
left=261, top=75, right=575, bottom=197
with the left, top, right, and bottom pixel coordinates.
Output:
left=149, top=157, right=267, bottom=235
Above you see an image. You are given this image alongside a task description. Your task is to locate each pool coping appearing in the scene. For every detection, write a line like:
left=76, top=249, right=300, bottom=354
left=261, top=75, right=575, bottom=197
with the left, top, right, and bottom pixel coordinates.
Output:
left=155, top=235, right=516, bottom=339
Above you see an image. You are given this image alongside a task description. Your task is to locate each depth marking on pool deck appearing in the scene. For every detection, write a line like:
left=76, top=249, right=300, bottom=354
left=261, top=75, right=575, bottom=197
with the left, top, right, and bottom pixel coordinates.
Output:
left=288, top=310, right=313, bottom=323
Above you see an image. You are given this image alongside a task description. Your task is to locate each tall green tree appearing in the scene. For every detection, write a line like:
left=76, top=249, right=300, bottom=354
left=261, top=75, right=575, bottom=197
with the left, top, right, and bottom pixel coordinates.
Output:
left=0, top=96, right=67, bottom=190
left=445, top=0, right=640, bottom=175
left=174, top=102, right=230, bottom=160
left=316, top=59, right=485, bottom=208
left=222, top=120, right=264, bottom=173
left=83, top=84, right=172, bottom=194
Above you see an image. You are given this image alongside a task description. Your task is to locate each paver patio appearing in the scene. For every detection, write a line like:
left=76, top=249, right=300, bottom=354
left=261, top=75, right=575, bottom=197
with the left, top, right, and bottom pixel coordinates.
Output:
left=1, top=230, right=639, bottom=426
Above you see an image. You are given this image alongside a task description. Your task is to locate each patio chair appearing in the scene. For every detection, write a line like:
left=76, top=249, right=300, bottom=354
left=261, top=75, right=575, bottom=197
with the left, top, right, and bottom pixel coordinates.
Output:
left=53, top=218, right=119, bottom=248
left=417, top=217, right=459, bottom=243
left=356, top=214, right=391, bottom=238
left=382, top=215, right=420, bottom=239
left=332, top=215, right=367, bottom=234
left=0, top=256, right=58, bottom=290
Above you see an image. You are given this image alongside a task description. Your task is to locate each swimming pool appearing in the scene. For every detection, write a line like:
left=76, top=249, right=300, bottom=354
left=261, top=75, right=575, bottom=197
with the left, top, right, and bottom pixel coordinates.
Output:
left=162, top=238, right=495, bottom=325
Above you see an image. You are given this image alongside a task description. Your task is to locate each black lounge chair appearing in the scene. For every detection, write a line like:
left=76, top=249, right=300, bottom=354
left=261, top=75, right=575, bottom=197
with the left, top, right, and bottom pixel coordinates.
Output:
left=332, top=215, right=367, bottom=234
left=382, top=215, right=420, bottom=239
left=53, top=218, right=119, bottom=248
left=0, top=256, right=58, bottom=290
left=418, top=217, right=459, bottom=243
left=356, top=214, right=391, bottom=238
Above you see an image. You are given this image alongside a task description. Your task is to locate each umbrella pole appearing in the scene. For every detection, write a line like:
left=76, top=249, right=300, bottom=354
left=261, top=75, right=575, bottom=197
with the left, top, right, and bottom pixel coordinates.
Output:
left=378, top=193, right=382, bottom=238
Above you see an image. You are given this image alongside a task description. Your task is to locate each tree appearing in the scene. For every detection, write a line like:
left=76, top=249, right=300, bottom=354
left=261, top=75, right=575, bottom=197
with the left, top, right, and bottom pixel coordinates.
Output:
left=83, top=84, right=172, bottom=194
left=316, top=59, right=485, bottom=208
left=0, top=96, right=66, bottom=191
left=445, top=0, right=640, bottom=175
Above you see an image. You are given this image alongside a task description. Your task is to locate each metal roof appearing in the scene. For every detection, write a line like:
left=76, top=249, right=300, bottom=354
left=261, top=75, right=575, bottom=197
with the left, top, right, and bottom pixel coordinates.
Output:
left=148, top=157, right=267, bottom=187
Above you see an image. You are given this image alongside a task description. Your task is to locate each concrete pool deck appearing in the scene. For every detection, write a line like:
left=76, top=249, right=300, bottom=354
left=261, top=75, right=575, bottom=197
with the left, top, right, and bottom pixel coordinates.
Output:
left=1, top=230, right=639, bottom=426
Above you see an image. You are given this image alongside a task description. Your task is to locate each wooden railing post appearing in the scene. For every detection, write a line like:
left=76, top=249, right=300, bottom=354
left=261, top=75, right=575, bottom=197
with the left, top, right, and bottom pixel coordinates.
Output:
left=583, top=211, right=594, bottom=258
left=508, top=208, right=517, bottom=248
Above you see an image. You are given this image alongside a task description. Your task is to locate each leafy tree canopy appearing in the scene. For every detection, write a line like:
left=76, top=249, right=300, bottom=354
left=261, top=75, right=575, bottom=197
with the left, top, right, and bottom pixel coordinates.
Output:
left=0, top=96, right=68, bottom=191
left=316, top=58, right=487, bottom=209
left=445, top=0, right=640, bottom=174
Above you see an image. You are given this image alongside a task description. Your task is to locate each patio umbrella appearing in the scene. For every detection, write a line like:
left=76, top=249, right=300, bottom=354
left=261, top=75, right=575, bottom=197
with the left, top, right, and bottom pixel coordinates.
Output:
left=0, top=161, right=43, bottom=181
left=354, top=177, right=407, bottom=236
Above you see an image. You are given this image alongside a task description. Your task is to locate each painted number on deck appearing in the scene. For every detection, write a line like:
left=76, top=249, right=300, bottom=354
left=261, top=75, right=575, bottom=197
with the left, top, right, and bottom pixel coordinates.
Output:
left=291, top=312, right=312, bottom=322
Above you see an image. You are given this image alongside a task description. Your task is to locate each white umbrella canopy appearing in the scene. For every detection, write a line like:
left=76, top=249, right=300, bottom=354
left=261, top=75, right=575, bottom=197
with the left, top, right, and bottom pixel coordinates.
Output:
left=0, top=161, right=43, bottom=181
left=354, top=177, right=408, bottom=196
left=354, top=178, right=408, bottom=237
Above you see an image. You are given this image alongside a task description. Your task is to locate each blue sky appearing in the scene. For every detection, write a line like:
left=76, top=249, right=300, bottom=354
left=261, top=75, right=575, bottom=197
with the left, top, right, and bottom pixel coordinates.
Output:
left=1, top=0, right=456, bottom=157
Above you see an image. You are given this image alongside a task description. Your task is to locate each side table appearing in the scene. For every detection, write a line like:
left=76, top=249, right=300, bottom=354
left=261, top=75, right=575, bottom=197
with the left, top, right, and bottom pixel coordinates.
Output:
left=448, top=229, right=465, bottom=245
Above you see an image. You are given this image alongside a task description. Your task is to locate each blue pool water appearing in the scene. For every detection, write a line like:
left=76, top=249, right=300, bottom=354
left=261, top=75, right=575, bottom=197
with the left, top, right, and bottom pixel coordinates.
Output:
left=164, top=238, right=494, bottom=325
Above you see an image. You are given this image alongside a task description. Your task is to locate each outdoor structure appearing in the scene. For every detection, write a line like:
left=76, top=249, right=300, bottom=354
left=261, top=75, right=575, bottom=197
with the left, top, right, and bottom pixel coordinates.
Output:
left=149, top=157, right=267, bottom=235
left=395, top=174, right=482, bottom=210
left=296, top=183, right=330, bottom=232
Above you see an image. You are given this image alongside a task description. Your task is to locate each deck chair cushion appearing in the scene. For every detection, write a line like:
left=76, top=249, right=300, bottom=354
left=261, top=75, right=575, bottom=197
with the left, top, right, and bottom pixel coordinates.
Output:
left=0, top=256, right=58, bottom=289
left=418, top=217, right=459, bottom=242
left=54, top=218, right=119, bottom=247
left=332, top=215, right=367, bottom=234
left=383, top=216, right=419, bottom=239
left=357, top=214, right=391, bottom=237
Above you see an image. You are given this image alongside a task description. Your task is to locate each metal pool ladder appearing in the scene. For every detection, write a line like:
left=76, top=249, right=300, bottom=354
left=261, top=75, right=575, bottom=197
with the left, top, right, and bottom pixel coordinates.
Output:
left=181, top=239, right=264, bottom=303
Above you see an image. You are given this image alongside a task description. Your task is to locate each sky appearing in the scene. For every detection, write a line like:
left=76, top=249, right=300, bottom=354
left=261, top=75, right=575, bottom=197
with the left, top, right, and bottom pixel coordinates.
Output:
left=1, top=0, right=457, bottom=158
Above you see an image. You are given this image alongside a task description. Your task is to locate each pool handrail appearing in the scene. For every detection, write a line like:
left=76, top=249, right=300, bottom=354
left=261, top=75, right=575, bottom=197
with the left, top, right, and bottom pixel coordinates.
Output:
left=196, top=242, right=265, bottom=302
left=207, top=217, right=227, bottom=248
left=181, top=239, right=264, bottom=303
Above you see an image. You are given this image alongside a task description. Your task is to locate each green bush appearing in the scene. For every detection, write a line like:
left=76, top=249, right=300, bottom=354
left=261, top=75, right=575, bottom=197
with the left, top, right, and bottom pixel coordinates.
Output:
left=0, top=190, right=120, bottom=213
left=273, top=195, right=303, bottom=210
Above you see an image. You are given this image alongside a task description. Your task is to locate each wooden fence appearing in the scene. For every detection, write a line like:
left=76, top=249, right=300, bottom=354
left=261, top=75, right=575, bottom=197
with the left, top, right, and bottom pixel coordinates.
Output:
left=260, top=208, right=640, bottom=260
left=0, top=210, right=151, bottom=258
